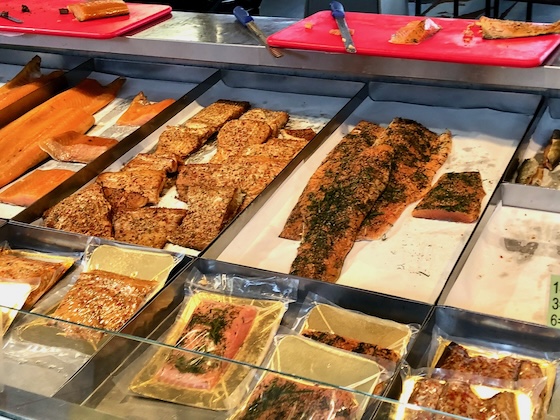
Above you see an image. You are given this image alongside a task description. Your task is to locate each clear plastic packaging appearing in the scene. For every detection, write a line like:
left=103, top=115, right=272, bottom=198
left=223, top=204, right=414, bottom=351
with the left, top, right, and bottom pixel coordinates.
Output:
left=129, top=270, right=298, bottom=411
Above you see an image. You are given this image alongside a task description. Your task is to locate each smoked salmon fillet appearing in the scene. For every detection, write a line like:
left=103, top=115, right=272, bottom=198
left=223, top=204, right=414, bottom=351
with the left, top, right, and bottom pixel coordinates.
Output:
left=39, top=130, right=118, bottom=163
left=211, top=119, right=272, bottom=163
left=357, top=118, right=452, bottom=240
left=116, top=92, right=175, bottom=126
left=478, top=15, right=560, bottom=39
left=97, top=169, right=166, bottom=210
left=0, top=169, right=75, bottom=207
left=67, top=0, right=129, bottom=22
left=389, top=18, right=441, bottom=44
left=290, top=143, right=394, bottom=283
left=239, top=108, right=289, bottom=137
left=281, top=121, right=386, bottom=241
left=0, top=56, right=65, bottom=128
left=412, top=172, right=485, bottom=223
left=0, top=77, right=125, bottom=188
left=154, top=301, right=257, bottom=390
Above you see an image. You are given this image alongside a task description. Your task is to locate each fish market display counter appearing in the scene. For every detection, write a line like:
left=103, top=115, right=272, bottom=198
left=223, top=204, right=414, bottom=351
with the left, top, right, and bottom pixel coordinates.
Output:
left=0, top=10, right=560, bottom=420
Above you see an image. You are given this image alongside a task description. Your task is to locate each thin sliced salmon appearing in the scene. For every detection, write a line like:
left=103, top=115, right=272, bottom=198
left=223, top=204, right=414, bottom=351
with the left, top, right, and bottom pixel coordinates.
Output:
left=478, top=15, right=560, bottom=39
left=67, top=0, right=129, bottom=22
left=0, top=169, right=75, bottom=207
left=357, top=118, right=452, bottom=240
left=39, top=130, right=118, bottom=163
left=0, top=77, right=125, bottom=188
left=116, top=91, right=175, bottom=126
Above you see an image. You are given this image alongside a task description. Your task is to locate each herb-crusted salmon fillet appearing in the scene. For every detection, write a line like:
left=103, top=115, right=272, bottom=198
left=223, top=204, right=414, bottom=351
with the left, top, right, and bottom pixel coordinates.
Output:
left=412, top=172, right=485, bottom=223
left=357, top=118, right=452, bottom=240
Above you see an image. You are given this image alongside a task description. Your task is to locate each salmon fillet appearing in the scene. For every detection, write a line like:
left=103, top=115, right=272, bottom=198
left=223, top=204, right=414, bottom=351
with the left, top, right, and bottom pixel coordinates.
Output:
left=412, top=172, right=485, bottom=223
left=188, top=99, right=250, bottom=132
left=0, top=56, right=64, bottom=127
left=478, top=15, right=560, bottom=39
left=154, top=124, right=213, bottom=162
left=98, top=169, right=166, bottom=210
left=240, top=138, right=307, bottom=160
left=0, top=250, right=71, bottom=310
left=0, top=77, right=125, bottom=188
left=67, top=0, right=129, bottom=22
left=357, top=118, right=452, bottom=240
left=116, top=91, right=175, bottom=126
left=155, top=301, right=257, bottom=390
left=237, top=373, right=359, bottom=420
left=39, top=130, right=118, bottom=163
left=390, top=18, right=441, bottom=44
left=290, top=144, right=394, bottom=283
left=113, top=207, right=187, bottom=249
left=169, top=186, right=243, bottom=250
left=281, top=121, right=386, bottom=241
left=0, top=169, right=74, bottom=207
left=43, top=182, right=113, bottom=238
left=239, top=108, right=289, bottom=137
left=50, top=269, right=156, bottom=345
left=280, top=128, right=317, bottom=141
left=407, top=378, right=446, bottom=420
left=122, top=153, right=178, bottom=173
left=211, top=119, right=271, bottom=163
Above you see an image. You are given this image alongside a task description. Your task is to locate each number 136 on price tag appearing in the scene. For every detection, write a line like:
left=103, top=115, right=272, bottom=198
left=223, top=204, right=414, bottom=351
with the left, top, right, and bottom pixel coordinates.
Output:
left=548, top=275, right=560, bottom=327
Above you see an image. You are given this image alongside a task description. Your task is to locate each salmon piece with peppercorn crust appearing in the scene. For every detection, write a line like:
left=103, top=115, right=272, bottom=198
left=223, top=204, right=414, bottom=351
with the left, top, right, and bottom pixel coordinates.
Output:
left=412, top=172, right=485, bottom=223
left=239, top=108, right=289, bottom=137
left=357, top=118, right=452, bottom=240
left=290, top=142, right=394, bottom=283
left=188, top=99, right=250, bottom=132
left=154, top=301, right=257, bottom=390
left=211, top=119, right=272, bottom=163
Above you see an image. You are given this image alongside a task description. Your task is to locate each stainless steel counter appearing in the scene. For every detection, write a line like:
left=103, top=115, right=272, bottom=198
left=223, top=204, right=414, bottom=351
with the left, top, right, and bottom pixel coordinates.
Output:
left=1, top=12, right=560, bottom=92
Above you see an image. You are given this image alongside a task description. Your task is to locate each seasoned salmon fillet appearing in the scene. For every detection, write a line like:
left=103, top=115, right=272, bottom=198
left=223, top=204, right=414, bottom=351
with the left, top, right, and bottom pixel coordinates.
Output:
left=281, top=121, right=386, bottom=241
left=239, top=108, right=289, bottom=137
left=412, top=172, right=485, bottom=223
left=50, top=269, right=156, bottom=345
left=189, top=99, right=250, bottom=132
left=155, top=301, right=257, bottom=390
left=169, top=186, right=243, bottom=250
left=116, top=91, right=175, bottom=126
left=0, top=169, right=75, bottom=207
left=211, top=119, right=272, bottom=163
left=407, top=378, right=446, bottom=420
left=154, top=124, right=213, bottom=162
left=39, top=130, right=118, bottom=163
left=98, top=169, right=166, bottom=210
left=280, top=128, right=317, bottom=141
left=240, top=138, right=307, bottom=160
left=43, top=182, right=113, bottom=239
left=0, top=250, right=71, bottom=310
left=67, top=0, right=129, bottom=22
left=290, top=143, right=394, bottom=283
left=478, top=15, right=560, bottom=39
left=357, top=118, right=452, bottom=240
left=122, top=153, right=178, bottom=173
left=237, top=373, right=359, bottom=420
left=113, top=207, right=187, bottom=249
left=390, top=18, right=441, bottom=44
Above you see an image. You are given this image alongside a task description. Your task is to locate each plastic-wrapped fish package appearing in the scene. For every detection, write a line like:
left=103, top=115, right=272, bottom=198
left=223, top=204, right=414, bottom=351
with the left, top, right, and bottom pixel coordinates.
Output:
left=230, top=334, right=386, bottom=420
left=129, top=270, right=298, bottom=411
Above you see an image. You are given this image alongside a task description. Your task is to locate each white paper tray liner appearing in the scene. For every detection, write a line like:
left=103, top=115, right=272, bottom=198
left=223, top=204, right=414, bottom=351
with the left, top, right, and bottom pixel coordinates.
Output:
left=444, top=202, right=560, bottom=325
left=218, top=97, right=531, bottom=304
left=0, top=69, right=197, bottom=220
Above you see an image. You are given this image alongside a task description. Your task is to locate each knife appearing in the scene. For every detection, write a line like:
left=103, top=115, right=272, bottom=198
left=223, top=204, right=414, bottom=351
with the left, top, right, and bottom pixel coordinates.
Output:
left=233, top=6, right=283, bottom=58
left=330, top=1, right=356, bottom=53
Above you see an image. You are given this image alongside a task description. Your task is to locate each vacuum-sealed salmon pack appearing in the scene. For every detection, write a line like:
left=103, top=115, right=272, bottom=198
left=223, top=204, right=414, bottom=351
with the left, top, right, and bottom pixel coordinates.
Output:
left=129, top=270, right=298, bottom=410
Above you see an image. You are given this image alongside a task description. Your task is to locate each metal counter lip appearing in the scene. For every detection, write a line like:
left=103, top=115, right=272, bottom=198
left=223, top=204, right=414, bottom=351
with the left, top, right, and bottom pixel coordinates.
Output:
left=0, top=12, right=559, bottom=92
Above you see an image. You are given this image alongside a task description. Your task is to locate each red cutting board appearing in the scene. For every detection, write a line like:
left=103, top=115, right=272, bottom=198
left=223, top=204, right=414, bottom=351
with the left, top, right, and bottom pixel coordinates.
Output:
left=267, top=11, right=560, bottom=68
left=0, top=1, right=171, bottom=39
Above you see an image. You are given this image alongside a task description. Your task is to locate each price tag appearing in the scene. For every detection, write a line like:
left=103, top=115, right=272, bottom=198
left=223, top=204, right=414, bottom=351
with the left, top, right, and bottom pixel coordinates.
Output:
left=547, top=275, right=560, bottom=328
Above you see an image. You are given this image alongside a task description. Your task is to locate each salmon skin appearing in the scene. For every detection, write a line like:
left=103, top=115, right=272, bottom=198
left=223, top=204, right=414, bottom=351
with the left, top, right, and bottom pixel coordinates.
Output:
left=357, top=118, right=451, bottom=241
left=0, top=169, right=75, bottom=207
left=389, top=18, right=441, bottom=44
left=0, top=77, right=125, bottom=188
left=39, top=130, right=118, bottom=163
left=478, top=15, right=560, bottom=39
left=67, top=0, right=129, bottom=22
left=0, top=56, right=65, bottom=128
left=290, top=141, right=394, bottom=283
left=116, top=91, right=175, bottom=126
left=155, top=301, right=257, bottom=390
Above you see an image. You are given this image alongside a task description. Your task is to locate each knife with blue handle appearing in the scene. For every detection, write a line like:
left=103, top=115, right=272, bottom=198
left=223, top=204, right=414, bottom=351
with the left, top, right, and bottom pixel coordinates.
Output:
left=234, top=6, right=283, bottom=58
left=330, top=1, right=356, bottom=53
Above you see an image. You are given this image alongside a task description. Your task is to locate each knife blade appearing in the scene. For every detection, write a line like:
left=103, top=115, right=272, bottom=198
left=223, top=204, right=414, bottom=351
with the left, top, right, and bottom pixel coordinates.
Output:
left=233, top=6, right=283, bottom=58
left=330, top=1, right=356, bottom=53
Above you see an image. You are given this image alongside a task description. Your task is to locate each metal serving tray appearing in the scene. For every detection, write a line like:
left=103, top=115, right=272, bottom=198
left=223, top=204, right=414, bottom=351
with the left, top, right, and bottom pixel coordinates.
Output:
left=213, top=81, right=541, bottom=304
left=0, top=221, right=191, bottom=400
left=7, top=57, right=218, bottom=223
left=63, top=257, right=431, bottom=419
